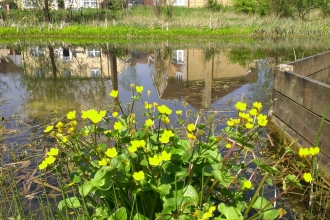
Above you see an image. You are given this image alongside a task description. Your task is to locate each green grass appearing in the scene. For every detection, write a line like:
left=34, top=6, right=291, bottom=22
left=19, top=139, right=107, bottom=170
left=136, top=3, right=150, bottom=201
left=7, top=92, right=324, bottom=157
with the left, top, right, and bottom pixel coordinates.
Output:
left=0, top=7, right=330, bottom=38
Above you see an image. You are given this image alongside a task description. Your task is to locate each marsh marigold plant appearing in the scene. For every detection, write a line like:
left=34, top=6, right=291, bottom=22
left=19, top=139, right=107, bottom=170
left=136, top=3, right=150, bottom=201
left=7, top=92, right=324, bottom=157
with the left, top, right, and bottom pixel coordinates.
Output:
left=38, top=90, right=314, bottom=220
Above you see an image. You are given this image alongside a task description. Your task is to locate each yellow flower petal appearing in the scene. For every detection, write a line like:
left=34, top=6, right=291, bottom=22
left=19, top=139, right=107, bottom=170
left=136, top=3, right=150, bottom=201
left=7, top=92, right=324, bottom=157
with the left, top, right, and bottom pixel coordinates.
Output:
left=47, top=148, right=59, bottom=156
left=45, top=156, right=56, bottom=165
left=133, top=171, right=145, bottom=181
left=44, top=125, right=54, bottom=133
left=38, top=160, right=48, bottom=170
left=66, top=110, right=76, bottom=120
left=160, top=150, right=171, bottom=161
left=303, top=172, right=312, bottom=183
left=98, top=158, right=108, bottom=166
left=136, top=85, right=144, bottom=93
left=243, top=180, right=252, bottom=189
left=105, top=148, right=118, bottom=158
left=235, top=101, right=247, bottom=111
left=114, top=121, right=123, bottom=130
left=187, top=124, right=195, bottom=132
left=149, top=155, right=162, bottom=166
left=110, top=90, right=118, bottom=98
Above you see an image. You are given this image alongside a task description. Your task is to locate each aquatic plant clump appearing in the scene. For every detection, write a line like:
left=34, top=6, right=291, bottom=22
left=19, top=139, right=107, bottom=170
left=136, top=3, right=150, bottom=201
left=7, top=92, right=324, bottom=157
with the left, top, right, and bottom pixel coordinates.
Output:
left=38, top=86, right=319, bottom=219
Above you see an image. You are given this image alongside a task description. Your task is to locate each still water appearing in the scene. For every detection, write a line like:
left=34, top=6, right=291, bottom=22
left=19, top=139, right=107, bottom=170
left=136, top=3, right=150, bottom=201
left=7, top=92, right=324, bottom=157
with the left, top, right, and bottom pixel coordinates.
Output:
left=0, top=44, right=273, bottom=139
left=0, top=41, right=327, bottom=218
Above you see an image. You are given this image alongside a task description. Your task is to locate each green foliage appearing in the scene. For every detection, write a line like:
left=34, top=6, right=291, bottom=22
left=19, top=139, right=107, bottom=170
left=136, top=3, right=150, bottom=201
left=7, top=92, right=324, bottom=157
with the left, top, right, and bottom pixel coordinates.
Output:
left=255, top=0, right=271, bottom=16
left=233, top=0, right=256, bottom=14
left=36, top=86, right=312, bottom=219
left=206, top=0, right=222, bottom=12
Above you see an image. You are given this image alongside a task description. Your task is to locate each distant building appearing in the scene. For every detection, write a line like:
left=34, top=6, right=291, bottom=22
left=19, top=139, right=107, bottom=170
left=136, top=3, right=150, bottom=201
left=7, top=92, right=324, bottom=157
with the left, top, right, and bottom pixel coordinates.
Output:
left=144, top=0, right=232, bottom=7
left=17, top=0, right=58, bottom=9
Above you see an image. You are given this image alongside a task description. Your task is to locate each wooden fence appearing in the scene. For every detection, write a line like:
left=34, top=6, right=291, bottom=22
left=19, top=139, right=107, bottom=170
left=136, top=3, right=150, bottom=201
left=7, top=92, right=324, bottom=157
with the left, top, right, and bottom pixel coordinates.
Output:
left=272, top=51, right=330, bottom=167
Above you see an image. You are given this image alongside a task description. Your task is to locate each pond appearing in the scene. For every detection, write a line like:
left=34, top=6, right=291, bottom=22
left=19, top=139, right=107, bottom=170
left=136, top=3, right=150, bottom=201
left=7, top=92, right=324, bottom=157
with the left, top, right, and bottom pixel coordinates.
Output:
left=0, top=39, right=329, bottom=219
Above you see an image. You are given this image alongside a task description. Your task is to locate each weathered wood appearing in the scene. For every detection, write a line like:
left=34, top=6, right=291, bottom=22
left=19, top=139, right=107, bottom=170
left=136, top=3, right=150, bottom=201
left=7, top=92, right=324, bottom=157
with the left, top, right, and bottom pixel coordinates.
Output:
left=289, top=51, right=330, bottom=76
left=272, top=91, right=330, bottom=158
left=309, top=68, right=330, bottom=85
left=269, top=118, right=330, bottom=169
left=274, top=70, right=330, bottom=121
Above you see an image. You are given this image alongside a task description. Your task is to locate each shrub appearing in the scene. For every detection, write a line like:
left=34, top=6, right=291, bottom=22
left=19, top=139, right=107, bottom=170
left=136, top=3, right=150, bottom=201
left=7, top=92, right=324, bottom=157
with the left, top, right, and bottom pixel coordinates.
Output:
left=256, top=0, right=271, bottom=16
left=233, top=0, right=256, bottom=14
left=36, top=85, right=321, bottom=219
left=206, top=0, right=222, bottom=12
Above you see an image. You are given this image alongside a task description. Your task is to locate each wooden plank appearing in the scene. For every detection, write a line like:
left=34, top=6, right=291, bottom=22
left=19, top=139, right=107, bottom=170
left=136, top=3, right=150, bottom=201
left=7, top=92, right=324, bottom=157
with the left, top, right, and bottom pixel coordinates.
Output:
left=272, top=91, right=330, bottom=158
left=309, top=68, right=330, bottom=85
left=289, top=51, right=330, bottom=76
left=274, top=70, right=330, bottom=121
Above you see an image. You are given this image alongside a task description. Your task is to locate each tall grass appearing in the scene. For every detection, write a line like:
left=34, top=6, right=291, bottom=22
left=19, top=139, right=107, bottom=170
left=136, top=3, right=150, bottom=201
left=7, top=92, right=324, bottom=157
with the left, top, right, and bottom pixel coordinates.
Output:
left=1, top=7, right=330, bottom=37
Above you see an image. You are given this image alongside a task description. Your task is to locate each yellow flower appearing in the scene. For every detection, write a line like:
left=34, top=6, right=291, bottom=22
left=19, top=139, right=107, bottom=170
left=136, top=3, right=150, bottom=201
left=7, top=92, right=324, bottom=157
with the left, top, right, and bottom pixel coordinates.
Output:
left=67, top=110, right=76, bottom=120
left=81, top=110, right=88, bottom=119
left=226, top=143, right=232, bottom=149
left=239, top=112, right=250, bottom=120
left=233, top=118, right=240, bottom=124
left=227, top=120, right=235, bottom=127
left=249, top=108, right=258, bottom=116
left=159, top=135, right=170, bottom=144
left=158, top=105, right=172, bottom=115
left=309, top=147, right=320, bottom=156
left=153, top=102, right=159, bottom=107
left=133, top=171, right=145, bottom=181
left=104, top=130, right=112, bottom=135
left=147, top=90, right=151, bottom=96
left=130, top=84, right=135, bottom=88
left=68, top=127, right=75, bottom=133
left=245, top=123, right=253, bottom=129
left=56, top=133, right=68, bottom=143
left=176, top=110, right=182, bottom=115
left=253, top=102, right=262, bottom=111
left=163, top=130, right=174, bottom=138
left=182, top=102, right=188, bottom=107
left=47, top=148, right=59, bottom=156
left=128, top=145, right=137, bottom=153
left=160, top=150, right=171, bottom=161
left=131, top=140, right=140, bottom=148
left=105, top=148, right=118, bottom=158
left=112, top=111, right=118, bottom=118
left=209, top=206, right=216, bottom=213
left=187, top=133, right=196, bottom=140
left=149, top=155, right=162, bottom=166
left=139, top=140, right=146, bottom=147
left=193, top=210, right=199, bottom=218
left=187, top=123, right=195, bottom=132
left=303, top=172, right=312, bottom=182
left=257, top=114, right=268, bottom=126
left=44, top=125, right=54, bottom=133
left=235, top=101, right=247, bottom=111
left=110, top=90, right=118, bottom=98
left=114, top=121, right=123, bottom=130
left=45, top=156, right=56, bottom=165
left=278, top=208, right=287, bottom=218
left=70, top=120, right=77, bottom=127
left=145, top=119, right=154, bottom=127
left=144, top=102, right=152, bottom=109
left=98, top=158, right=108, bottom=166
left=161, top=116, right=170, bottom=124
left=299, top=148, right=309, bottom=157
left=136, top=85, right=144, bottom=93
left=243, top=180, right=252, bottom=189
left=202, top=212, right=213, bottom=220
left=82, top=109, right=106, bottom=124
left=55, top=122, right=63, bottom=129
left=38, top=160, right=48, bottom=170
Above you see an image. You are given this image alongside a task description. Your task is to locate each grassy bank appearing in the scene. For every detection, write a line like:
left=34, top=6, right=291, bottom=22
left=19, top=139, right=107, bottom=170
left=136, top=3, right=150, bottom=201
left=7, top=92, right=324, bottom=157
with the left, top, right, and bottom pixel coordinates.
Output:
left=0, top=7, right=330, bottom=38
